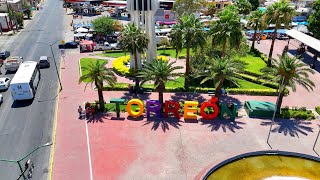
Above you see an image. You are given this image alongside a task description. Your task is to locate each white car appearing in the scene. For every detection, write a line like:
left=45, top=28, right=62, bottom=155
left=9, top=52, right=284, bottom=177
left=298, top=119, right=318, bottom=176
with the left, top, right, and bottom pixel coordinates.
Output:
left=0, top=77, right=11, bottom=90
left=0, top=94, right=3, bottom=104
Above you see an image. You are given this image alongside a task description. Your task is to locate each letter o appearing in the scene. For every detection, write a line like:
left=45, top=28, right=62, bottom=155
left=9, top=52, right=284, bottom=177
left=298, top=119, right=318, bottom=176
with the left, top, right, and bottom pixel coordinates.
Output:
left=126, top=99, right=144, bottom=118
left=200, top=102, right=219, bottom=120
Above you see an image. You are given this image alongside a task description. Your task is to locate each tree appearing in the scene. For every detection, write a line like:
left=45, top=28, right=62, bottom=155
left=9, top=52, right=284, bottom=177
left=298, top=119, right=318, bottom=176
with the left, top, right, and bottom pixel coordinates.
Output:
left=259, top=55, right=315, bottom=113
left=210, top=5, right=243, bottom=57
left=118, top=23, right=149, bottom=88
left=158, top=38, right=170, bottom=54
left=92, top=16, right=116, bottom=36
left=307, top=0, right=320, bottom=39
left=247, top=10, right=265, bottom=51
left=199, top=57, right=244, bottom=99
left=264, top=0, right=294, bottom=67
left=207, top=4, right=216, bottom=17
left=171, top=14, right=206, bottom=89
left=139, top=59, right=184, bottom=104
left=234, top=0, right=252, bottom=15
left=22, top=2, right=31, bottom=19
left=169, top=28, right=183, bottom=60
left=79, top=60, right=117, bottom=111
left=248, top=0, right=260, bottom=10
left=172, top=0, right=206, bottom=16
left=15, top=12, right=24, bottom=29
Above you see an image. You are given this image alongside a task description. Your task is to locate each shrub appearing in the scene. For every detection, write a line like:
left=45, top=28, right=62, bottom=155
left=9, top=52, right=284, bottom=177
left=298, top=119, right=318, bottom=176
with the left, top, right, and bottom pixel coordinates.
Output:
left=316, top=106, right=320, bottom=115
left=112, top=55, right=169, bottom=76
left=278, top=107, right=315, bottom=120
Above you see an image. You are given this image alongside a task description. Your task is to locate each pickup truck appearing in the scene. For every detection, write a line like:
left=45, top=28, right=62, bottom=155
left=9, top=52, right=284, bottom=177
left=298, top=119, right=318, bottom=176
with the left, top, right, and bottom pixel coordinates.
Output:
left=5, top=56, right=23, bottom=72
left=93, top=42, right=118, bottom=51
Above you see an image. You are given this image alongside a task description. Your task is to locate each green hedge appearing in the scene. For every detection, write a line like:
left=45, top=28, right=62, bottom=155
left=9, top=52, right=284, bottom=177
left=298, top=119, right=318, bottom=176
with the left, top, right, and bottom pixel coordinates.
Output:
left=102, top=83, right=280, bottom=96
left=316, top=106, right=320, bottom=115
left=278, top=106, right=315, bottom=120
left=236, top=73, right=278, bottom=89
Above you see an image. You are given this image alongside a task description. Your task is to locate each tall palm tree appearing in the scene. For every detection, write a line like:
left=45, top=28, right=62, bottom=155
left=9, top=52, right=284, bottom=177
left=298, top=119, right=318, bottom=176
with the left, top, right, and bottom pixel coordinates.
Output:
left=264, top=0, right=294, bottom=67
left=171, top=14, right=206, bottom=89
left=259, top=55, right=315, bottom=113
left=118, top=23, right=149, bottom=88
left=79, top=60, right=117, bottom=111
left=138, top=59, right=184, bottom=104
left=210, top=5, right=243, bottom=57
left=169, top=28, right=183, bottom=60
left=247, top=10, right=265, bottom=51
left=200, top=57, right=244, bottom=99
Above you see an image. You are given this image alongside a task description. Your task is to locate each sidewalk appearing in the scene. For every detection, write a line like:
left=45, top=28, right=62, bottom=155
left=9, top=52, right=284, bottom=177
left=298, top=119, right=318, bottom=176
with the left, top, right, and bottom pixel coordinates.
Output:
left=52, top=51, right=320, bottom=180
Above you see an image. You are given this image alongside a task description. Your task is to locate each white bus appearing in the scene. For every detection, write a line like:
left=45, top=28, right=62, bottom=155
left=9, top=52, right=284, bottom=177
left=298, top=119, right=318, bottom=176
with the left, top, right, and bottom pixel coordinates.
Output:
left=10, top=61, right=40, bottom=100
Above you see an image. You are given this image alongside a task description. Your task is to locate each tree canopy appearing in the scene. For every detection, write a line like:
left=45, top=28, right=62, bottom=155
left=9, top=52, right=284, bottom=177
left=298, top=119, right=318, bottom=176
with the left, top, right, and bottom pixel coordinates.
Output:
left=248, top=0, right=260, bottom=10
left=172, top=0, right=206, bottom=16
left=92, top=16, right=117, bottom=36
left=307, top=0, right=320, bottom=39
left=234, top=0, right=252, bottom=15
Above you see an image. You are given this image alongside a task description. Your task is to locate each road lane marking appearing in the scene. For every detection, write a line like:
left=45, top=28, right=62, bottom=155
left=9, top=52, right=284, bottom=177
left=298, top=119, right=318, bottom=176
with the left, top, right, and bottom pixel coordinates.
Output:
left=85, top=119, right=94, bottom=180
left=48, top=57, right=62, bottom=180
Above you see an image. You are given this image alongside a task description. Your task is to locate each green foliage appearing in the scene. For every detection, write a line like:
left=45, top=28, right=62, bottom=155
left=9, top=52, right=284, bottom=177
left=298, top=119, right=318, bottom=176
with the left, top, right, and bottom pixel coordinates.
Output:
left=210, top=5, right=243, bottom=57
left=239, top=54, right=266, bottom=75
left=315, top=106, right=320, bottom=115
left=22, top=2, right=31, bottom=19
left=15, top=12, right=24, bottom=28
left=92, top=16, right=116, bottom=36
left=307, top=0, right=320, bottom=39
left=234, top=0, right=252, bottom=15
left=139, top=59, right=184, bottom=103
left=279, top=107, right=315, bottom=120
left=172, top=0, right=206, bottom=16
left=247, top=10, right=265, bottom=50
left=80, top=58, right=107, bottom=82
left=248, top=0, right=260, bottom=10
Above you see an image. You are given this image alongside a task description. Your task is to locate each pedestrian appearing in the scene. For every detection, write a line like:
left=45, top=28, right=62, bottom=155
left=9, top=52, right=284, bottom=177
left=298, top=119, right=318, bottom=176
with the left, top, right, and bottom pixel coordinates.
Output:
left=85, top=102, right=90, bottom=109
left=78, top=106, right=83, bottom=119
left=90, top=106, right=95, bottom=118
left=257, top=35, right=261, bottom=44
left=85, top=107, right=90, bottom=120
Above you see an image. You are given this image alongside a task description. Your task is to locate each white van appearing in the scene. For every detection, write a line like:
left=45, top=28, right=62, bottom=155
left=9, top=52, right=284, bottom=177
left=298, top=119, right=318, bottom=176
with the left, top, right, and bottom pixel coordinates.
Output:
left=94, top=42, right=117, bottom=51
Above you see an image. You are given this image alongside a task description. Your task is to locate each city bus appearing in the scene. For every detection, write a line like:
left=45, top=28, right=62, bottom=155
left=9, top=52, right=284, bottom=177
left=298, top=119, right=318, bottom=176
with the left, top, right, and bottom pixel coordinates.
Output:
left=10, top=61, right=40, bottom=100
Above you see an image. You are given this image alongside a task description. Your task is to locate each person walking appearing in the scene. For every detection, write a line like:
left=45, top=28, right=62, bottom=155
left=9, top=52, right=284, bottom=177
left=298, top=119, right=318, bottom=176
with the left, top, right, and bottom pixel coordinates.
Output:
left=85, top=107, right=90, bottom=120
left=78, top=106, right=83, bottom=119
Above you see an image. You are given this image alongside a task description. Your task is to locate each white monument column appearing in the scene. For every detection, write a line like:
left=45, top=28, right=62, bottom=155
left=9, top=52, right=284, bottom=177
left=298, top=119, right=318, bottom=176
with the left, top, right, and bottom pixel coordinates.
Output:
left=127, top=0, right=159, bottom=69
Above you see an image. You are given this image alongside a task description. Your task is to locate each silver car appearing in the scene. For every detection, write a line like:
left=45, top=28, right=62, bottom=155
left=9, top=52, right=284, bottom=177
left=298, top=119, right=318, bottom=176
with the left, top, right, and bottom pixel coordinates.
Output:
left=0, top=77, right=11, bottom=90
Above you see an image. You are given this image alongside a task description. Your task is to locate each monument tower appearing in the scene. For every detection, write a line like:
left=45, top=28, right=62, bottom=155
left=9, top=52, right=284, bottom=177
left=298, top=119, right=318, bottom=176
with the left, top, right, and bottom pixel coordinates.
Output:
left=127, top=0, right=159, bottom=69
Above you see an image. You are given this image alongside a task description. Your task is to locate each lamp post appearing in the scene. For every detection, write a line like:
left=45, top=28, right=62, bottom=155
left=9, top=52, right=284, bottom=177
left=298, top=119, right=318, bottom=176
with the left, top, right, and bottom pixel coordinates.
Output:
left=0, top=142, right=52, bottom=180
left=36, top=40, right=63, bottom=92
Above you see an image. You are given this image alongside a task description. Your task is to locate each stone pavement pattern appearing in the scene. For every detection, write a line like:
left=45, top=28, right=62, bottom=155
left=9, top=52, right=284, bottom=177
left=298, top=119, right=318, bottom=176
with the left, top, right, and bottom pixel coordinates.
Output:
left=52, top=51, right=320, bottom=180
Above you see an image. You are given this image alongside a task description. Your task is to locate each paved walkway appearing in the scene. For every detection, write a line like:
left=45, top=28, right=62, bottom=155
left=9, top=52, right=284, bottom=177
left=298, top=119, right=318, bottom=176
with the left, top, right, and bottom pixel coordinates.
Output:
left=52, top=51, right=320, bottom=180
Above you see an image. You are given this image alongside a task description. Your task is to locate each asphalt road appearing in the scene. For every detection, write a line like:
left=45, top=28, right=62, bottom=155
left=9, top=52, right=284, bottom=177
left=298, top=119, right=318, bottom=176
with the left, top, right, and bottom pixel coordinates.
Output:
left=0, top=0, right=66, bottom=179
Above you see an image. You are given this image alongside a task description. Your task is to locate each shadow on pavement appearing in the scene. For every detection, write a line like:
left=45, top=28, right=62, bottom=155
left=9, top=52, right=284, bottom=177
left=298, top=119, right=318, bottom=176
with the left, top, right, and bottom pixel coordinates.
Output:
left=120, top=92, right=151, bottom=101
left=219, top=96, right=243, bottom=108
left=170, top=92, right=207, bottom=104
left=200, top=119, right=246, bottom=133
left=11, top=99, right=34, bottom=108
left=288, top=49, right=320, bottom=73
left=86, top=112, right=106, bottom=123
left=142, top=117, right=182, bottom=132
left=260, top=119, right=314, bottom=137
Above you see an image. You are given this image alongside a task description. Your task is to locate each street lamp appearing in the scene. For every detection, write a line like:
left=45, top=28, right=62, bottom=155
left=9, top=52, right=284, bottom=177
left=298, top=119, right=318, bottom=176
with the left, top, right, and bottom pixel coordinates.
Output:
left=0, top=142, right=53, bottom=180
left=36, top=40, right=63, bottom=92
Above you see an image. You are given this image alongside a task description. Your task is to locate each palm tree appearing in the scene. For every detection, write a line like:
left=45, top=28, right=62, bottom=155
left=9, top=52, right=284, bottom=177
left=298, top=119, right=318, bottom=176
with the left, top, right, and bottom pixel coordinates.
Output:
left=118, top=23, right=149, bottom=88
left=79, top=60, right=117, bottom=111
left=247, top=10, right=265, bottom=51
left=138, top=59, right=184, bottom=104
left=210, top=5, right=243, bottom=57
left=200, top=57, right=244, bottom=99
left=169, top=28, right=183, bottom=60
left=171, top=14, right=206, bottom=89
left=264, top=0, right=294, bottom=67
left=259, top=55, right=315, bottom=113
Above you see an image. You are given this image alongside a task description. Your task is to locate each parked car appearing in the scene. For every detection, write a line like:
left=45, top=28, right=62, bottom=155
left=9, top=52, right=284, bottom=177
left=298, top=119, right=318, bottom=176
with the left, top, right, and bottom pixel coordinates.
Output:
left=5, top=56, right=23, bottom=72
left=94, top=42, right=118, bottom=51
left=38, top=56, right=50, bottom=68
left=58, top=42, right=78, bottom=49
left=0, top=94, right=2, bottom=104
left=0, top=77, right=11, bottom=90
left=0, top=51, right=10, bottom=60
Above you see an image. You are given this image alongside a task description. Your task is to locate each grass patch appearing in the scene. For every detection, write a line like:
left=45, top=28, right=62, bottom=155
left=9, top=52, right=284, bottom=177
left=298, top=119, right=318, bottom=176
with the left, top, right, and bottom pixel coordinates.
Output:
left=239, top=54, right=267, bottom=75
left=279, top=106, right=315, bottom=120
left=234, top=78, right=272, bottom=89
left=97, top=48, right=191, bottom=59
left=80, top=58, right=107, bottom=82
